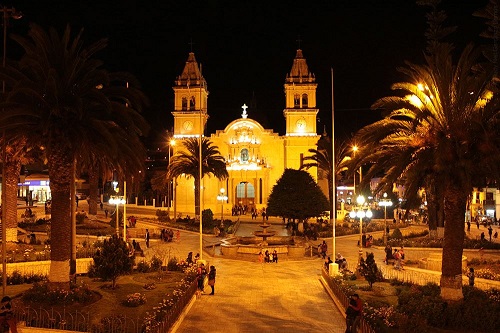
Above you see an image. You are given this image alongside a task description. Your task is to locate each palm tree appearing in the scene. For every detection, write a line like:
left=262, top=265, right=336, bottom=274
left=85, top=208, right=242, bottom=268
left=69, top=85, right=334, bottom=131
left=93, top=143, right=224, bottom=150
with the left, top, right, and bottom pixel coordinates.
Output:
left=352, top=43, right=500, bottom=300
left=167, top=138, right=228, bottom=216
left=0, top=24, right=148, bottom=289
left=301, top=133, right=349, bottom=206
left=2, top=138, right=36, bottom=242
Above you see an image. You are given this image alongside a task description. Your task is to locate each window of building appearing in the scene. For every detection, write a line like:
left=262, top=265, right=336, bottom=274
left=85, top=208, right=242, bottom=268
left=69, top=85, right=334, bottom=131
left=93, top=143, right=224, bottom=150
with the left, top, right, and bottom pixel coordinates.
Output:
left=189, top=96, right=195, bottom=110
left=302, top=94, right=308, bottom=108
left=182, top=97, right=187, bottom=111
left=294, top=94, right=300, bottom=108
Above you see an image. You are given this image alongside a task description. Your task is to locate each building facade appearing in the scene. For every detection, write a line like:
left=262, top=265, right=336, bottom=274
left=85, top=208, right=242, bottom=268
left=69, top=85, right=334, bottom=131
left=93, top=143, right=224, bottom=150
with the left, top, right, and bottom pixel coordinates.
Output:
left=171, top=49, right=321, bottom=216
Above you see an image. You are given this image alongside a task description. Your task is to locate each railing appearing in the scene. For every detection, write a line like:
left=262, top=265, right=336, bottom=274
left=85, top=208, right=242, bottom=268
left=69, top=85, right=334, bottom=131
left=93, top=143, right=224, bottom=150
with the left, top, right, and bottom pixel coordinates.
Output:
left=15, top=279, right=198, bottom=333
left=321, top=267, right=376, bottom=333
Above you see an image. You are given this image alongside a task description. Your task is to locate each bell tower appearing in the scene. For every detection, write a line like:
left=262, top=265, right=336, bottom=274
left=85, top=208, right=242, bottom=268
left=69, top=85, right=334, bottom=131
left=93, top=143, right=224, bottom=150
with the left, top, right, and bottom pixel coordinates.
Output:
left=172, top=52, right=209, bottom=138
left=283, top=49, right=318, bottom=136
left=283, top=48, right=320, bottom=172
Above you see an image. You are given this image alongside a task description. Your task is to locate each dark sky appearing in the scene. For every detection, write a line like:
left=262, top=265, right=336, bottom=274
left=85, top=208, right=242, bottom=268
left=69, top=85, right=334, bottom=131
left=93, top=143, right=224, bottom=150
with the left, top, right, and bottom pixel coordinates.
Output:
left=9, top=0, right=490, bottom=145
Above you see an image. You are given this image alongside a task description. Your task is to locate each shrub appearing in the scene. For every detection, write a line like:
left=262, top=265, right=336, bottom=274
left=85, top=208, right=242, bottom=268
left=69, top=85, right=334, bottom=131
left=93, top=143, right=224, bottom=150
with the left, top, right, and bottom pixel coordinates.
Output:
left=156, top=210, right=170, bottom=222
left=359, top=252, right=382, bottom=288
left=22, top=282, right=94, bottom=305
left=8, top=271, right=24, bottom=285
left=92, top=235, right=134, bottom=288
left=167, top=257, right=180, bottom=271
left=202, top=209, right=214, bottom=224
left=150, top=256, right=163, bottom=271
left=136, top=260, right=150, bottom=273
left=122, top=293, right=146, bottom=307
left=76, top=212, right=86, bottom=224
left=143, top=282, right=156, bottom=290
left=391, top=228, right=403, bottom=239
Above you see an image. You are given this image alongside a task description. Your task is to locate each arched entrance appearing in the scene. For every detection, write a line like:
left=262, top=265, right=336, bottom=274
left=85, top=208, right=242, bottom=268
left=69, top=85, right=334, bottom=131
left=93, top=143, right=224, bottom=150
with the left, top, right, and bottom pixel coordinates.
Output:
left=235, top=182, right=255, bottom=210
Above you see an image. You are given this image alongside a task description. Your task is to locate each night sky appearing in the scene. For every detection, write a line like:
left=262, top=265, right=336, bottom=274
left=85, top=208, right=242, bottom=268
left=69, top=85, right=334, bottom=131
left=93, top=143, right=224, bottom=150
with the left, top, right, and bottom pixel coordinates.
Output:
left=8, top=0, right=490, bottom=145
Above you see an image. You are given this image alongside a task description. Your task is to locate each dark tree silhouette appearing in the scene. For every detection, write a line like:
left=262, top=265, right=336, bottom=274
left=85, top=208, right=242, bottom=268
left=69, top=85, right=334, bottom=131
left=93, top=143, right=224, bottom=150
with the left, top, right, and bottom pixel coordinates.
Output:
left=267, top=169, right=329, bottom=221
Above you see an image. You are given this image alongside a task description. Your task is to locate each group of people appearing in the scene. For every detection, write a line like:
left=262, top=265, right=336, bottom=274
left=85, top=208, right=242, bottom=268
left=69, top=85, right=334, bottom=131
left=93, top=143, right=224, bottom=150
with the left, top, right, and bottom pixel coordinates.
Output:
left=361, top=234, right=373, bottom=248
left=160, top=228, right=179, bottom=242
left=259, top=249, right=278, bottom=263
left=324, top=253, right=348, bottom=272
left=196, top=263, right=217, bottom=295
left=186, top=251, right=201, bottom=265
left=384, top=244, right=405, bottom=270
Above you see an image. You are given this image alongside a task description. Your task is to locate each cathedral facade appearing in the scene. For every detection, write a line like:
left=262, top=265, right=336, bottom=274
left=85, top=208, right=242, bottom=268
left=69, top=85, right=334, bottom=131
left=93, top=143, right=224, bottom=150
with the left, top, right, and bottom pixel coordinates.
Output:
left=171, top=49, right=321, bottom=216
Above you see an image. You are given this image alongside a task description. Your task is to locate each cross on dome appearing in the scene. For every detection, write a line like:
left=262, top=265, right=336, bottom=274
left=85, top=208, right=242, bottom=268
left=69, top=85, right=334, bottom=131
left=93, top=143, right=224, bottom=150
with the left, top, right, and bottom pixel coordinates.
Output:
left=241, top=103, right=248, bottom=118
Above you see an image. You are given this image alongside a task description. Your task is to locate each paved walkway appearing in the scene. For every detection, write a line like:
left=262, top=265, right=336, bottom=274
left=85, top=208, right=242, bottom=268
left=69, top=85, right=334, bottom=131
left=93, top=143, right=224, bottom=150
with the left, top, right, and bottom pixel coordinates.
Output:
left=130, top=217, right=347, bottom=333
left=175, top=258, right=345, bottom=333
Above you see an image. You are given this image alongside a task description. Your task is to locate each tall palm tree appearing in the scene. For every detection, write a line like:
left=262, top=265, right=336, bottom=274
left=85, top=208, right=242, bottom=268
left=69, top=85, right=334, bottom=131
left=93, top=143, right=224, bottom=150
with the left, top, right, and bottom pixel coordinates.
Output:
left=167, top=138, right=228, bottom=216
left=0, top=24, right=148, bottom=289
left=2, top=138, right=36, bottom=242
left=301, top=133, right=349, bottom=206
left=352, top=43, right=500, bottom=300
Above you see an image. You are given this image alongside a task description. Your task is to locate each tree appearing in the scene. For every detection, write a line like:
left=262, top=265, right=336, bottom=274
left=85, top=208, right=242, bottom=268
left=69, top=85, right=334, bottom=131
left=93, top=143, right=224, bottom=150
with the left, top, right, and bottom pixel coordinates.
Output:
left=359, top=252, right=380, bottom=289
left=167, top=138, right=228, bottom=216
left=92, top=235, right=134, bottom=289
left=301, top=133, right=350, bottom=206
left=352, top=43, right=500, bottom=300
left=0, top=24, right=148, bottom=289
left=267, top=169, right=329, bottom=221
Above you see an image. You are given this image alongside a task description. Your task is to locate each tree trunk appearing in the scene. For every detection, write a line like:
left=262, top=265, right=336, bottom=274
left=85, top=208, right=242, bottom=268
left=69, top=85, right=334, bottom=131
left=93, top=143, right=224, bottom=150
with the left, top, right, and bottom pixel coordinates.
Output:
left=4, top=158, right=21, bottom=242
left=427, top=176, right=445, bottom=239
left=88, top=163, right=99, bottom=215
left=440, top=181, right=467, bottom=301
left=47, top=145, right=73, bottom=289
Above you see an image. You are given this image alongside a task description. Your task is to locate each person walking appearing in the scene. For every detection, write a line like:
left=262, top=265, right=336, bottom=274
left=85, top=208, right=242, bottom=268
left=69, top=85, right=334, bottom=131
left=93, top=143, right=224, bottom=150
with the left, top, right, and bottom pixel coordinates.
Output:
left=145, top=229, right=150, bottom=248
left=320, top=240, right=328, bottom=259
left=208, top=265, right=217, bottom=295
left=345, top=293, right=362, bottom=333
left=488, top=225, right=493, bottom=241
left=0, top=296, right=18, bottom=333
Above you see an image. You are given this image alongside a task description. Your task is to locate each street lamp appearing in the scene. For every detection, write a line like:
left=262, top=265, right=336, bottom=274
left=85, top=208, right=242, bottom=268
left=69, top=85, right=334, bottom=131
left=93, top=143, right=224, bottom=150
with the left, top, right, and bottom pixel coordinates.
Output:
left=349, top=195, right=372, bottom=264
left=109, top=190, right=125, bottom=238
left=379, top=192, right=393, bottom=245
left=167, top=138, right=175, bottom=210
left=352, top=146, right=358, bottom=197
left=217, top=188, right=228, bottom=221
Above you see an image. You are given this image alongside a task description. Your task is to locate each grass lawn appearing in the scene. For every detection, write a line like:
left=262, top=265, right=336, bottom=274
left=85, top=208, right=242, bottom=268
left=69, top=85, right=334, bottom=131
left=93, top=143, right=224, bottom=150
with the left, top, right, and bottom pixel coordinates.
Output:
left=11, top=270, right=187, bottom=330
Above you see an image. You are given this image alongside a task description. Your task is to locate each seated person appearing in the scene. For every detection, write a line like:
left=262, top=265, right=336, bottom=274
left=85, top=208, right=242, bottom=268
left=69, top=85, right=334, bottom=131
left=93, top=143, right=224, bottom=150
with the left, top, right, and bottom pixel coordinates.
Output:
left=335, top=253, right=344, bottom=265
left=324, top=256, right=333, bottom=270
left=186, top=252, right=193, bottom=264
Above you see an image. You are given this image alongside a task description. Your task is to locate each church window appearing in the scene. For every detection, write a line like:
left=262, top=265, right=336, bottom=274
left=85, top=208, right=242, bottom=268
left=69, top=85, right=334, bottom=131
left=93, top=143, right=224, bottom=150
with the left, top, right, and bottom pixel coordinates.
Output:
left=189, top=96, right=195, bottom=110
left=302, top=94, right=308, bottom=108
left=182, top=97, right=187, bottom=111
left=240, top=148, right=249, bottom=162
left=294, top=94, right=300, bottom=108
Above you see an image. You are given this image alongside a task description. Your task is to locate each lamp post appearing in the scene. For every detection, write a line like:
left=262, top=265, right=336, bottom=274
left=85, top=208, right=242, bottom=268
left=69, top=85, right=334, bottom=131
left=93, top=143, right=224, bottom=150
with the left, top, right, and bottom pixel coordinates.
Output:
left=217, top=188, right=228, bottom=222
left=352, top=146, right=358, bottom=197
left=379, top=192, right=393, bottom=245
left=109, top=181, right=124, bottom=238
left=349, top=195, right=372, bottom=264
left=1, top=5, right=22, bottom=297
left=167, top=139, right=175, bottom=213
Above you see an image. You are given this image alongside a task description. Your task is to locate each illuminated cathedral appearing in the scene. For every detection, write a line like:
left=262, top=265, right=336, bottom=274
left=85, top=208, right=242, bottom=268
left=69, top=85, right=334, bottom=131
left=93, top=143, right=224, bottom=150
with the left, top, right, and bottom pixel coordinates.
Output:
left=171, top=49, right=324, bottom=216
